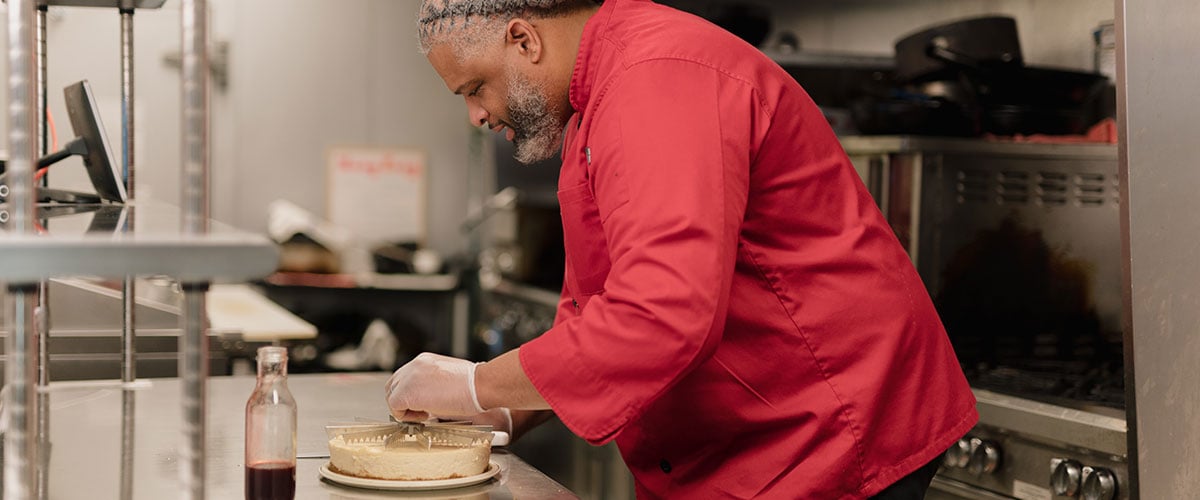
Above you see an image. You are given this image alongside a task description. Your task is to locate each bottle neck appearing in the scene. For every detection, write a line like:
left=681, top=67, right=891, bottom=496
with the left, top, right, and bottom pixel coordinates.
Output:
left=257, top=358, right=287, bottom=380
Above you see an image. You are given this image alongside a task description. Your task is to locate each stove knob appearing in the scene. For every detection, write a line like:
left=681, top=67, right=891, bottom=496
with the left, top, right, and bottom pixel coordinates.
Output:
left=1050, top=459, right=1083, bottom=497
left=967, top=438, right=1001, bottom=475
left=1081, top=467, right=1117, bottom=500
left=943, top=438, right=972, bottom=469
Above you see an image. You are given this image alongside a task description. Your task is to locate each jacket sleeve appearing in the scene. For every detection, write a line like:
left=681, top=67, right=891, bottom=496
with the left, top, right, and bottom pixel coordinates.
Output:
left=520, top=59, right=756, bottom=444
left=552, top=269, right=573, bottom=327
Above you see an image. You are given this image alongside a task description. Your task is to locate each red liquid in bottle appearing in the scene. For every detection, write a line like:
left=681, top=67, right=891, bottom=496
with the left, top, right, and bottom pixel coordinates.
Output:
left=245, top=461, right=296, bottom=500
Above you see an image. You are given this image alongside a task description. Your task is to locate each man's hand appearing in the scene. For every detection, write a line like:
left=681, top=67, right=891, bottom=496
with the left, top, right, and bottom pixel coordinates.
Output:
left=385, top=352, right=484, bottom=420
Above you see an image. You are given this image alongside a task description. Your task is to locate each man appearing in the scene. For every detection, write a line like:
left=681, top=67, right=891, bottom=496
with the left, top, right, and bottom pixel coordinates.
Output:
left=386, top=0, right=978, bottom=498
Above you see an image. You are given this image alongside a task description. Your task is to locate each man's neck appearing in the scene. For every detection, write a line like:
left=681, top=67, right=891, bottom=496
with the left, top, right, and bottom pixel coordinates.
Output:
left=540, top=4, right=602, bottom=109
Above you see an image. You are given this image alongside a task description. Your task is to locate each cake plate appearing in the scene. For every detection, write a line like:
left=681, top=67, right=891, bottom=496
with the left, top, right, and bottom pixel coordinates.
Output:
left=318, top=461, right=501, bottom=491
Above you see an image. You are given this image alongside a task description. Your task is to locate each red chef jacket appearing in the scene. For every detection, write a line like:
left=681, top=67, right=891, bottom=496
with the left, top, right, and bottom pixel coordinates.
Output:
left=518, top=0, right=979, bottom=498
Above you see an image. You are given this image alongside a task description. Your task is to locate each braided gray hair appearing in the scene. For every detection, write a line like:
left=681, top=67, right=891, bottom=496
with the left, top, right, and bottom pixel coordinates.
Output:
left=417, top=0, right=600, bottom=57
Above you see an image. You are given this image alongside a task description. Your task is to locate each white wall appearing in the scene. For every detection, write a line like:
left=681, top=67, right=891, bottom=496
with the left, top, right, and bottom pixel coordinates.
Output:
left=1, top=1, right=476, bottom=257
left=226, top=0, right=476, bottom=256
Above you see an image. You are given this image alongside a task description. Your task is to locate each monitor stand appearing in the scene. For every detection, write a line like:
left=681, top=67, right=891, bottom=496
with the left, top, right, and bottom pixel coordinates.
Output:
left=36, top=187, right=103, bottom=204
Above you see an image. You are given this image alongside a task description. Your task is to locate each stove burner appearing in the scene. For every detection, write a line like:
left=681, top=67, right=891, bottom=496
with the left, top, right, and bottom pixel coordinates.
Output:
left=933, top=217, right=1126, bottom=410
left=967, top=361, right=1124, bottom=408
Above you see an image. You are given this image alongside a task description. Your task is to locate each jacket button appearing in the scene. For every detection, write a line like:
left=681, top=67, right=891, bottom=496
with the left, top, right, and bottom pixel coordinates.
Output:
left=571, top=298, right=579, bottom=309
left=659, top=459, right=671, bottom=474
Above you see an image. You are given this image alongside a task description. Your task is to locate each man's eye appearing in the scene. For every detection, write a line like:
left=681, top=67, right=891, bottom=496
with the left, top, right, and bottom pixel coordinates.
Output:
left=468, top=85, right=482, bottom=97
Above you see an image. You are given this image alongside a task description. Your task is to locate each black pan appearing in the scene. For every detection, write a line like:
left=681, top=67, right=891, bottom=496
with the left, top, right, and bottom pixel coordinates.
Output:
left=894, top=16, right=1024, bottom=83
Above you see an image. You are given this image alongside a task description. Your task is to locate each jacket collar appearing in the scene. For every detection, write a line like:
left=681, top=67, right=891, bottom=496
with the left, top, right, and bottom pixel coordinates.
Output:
left=568, top=0, right=624, bottom=112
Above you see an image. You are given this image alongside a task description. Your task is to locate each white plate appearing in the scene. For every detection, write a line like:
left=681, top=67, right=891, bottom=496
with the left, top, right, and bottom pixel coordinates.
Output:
left=319, top=462, right=500, bottom=491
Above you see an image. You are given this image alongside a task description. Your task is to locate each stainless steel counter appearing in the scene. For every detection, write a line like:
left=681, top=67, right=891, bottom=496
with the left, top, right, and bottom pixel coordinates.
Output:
left=38, top=373, right=577, bottom=499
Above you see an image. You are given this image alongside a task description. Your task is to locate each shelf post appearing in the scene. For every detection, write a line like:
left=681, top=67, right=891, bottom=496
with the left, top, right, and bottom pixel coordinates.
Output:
left=180, top=0, right=210, bottom=499
left=118, top=2, right=138, bottom=499
left=5, top=0, right=42, bottom=498
left=33, top=2, right=51, bottom=500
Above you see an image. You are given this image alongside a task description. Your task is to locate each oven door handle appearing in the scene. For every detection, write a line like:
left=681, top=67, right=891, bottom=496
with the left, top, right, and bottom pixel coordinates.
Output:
left=928, top=476, right=1018, bottom=500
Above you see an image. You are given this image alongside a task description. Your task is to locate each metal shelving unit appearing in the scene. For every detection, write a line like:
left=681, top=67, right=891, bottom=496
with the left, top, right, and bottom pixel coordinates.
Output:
left=4, top=1, right=274, bottom=499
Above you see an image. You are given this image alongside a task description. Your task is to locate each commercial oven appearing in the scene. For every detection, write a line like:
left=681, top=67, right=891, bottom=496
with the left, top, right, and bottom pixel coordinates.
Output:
left=843, top=136, right=1126, bottom=500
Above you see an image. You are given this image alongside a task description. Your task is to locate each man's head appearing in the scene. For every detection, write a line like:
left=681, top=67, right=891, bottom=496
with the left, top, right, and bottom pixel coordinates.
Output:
left=418, top=0, right=600, bottom=164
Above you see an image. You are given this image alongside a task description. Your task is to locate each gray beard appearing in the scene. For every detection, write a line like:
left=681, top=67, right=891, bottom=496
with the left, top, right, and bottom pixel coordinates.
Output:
left=506, top=69, right=565, bottom=165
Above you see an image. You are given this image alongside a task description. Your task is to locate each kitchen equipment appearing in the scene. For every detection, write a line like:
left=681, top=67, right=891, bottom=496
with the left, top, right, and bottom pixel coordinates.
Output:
left=850, top=89, right=979, bottom=137
left=982, top=104, right=1093, bottom=136
left=488, top=137, right=567, bottom=292
left=325, top=420, right=507, bottom=448
left=973, top=65, right=1109, bottom=110
left=769, top=50, right=895, bottom=121
left=843, top=136, right=1127, bottom=499
left=894, top=16, right=1023, bottom=83
left=884, top=17, right=1112, bottom=137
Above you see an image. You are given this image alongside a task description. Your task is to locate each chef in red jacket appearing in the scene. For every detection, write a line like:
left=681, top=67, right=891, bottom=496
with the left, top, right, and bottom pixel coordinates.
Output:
left=386, top=0, right=979, bottom=498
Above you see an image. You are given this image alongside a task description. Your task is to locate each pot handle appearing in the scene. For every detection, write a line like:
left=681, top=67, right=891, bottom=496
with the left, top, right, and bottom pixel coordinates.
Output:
left=925, top=36, right=984, bottom=71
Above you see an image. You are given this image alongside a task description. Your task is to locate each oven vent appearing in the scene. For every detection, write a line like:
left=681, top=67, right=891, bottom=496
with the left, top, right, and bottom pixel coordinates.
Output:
left=1074, top=172, right=1117, bottom=206
left=956, top=168, right=992, bottom=203
left=998, top=171, right=1030, bottom=205
left=955, top=169, right=1118, bottom=207
left=1037, top=172, right=1071, bottom=206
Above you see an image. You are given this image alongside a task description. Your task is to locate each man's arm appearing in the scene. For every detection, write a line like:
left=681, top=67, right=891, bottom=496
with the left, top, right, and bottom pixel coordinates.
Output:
left=475, top=348, right=550, bottom=410
left=509, top=408, right=556, bottom=442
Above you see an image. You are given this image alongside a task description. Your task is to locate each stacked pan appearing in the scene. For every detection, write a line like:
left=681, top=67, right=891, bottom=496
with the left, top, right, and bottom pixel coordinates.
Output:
left=852, top=16, right=1112, bottom=137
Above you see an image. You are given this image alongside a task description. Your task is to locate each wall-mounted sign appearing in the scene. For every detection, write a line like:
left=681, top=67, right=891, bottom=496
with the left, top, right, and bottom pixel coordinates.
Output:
left=326, top=146, right=427, bottom=245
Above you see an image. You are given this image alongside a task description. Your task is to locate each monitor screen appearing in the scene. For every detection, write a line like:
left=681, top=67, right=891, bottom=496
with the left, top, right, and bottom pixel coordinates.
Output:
left=63, top=80, right=127, bottom=203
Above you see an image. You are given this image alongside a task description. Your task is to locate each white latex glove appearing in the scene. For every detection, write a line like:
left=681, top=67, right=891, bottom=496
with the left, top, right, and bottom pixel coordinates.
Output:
left=386, top=352, right=484, bottom=420
left=443, top=407, right=513, bottom=447
left=468, top=407, right=513, bottom=435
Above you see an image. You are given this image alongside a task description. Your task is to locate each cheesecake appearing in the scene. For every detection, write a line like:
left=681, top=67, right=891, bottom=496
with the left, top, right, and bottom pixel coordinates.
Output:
left=327, top=435, right=490, bottom=481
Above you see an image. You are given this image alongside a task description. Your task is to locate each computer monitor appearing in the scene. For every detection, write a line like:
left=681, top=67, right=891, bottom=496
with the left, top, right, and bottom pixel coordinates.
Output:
left=63, top=79, right=127, bottom=203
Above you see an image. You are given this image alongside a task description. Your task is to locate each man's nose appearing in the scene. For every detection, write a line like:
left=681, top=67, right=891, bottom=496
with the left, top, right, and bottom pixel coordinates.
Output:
left=467, top=102, right=489, bottom=127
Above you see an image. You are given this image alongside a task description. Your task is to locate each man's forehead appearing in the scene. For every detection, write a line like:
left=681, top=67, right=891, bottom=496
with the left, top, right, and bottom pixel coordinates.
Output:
left=427, top=43, right=496, bottom=91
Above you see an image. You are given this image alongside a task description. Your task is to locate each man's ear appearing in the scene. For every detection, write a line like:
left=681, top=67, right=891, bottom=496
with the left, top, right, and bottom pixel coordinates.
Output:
left=506, top=18, right=543, bottom=63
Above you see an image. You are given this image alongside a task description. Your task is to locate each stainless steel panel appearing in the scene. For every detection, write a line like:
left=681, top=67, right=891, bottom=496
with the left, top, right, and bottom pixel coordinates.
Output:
left=40, top=373, right=576, bottom=499
left=844, top=137, right=1130, bottom=498
left=844, top=138, right=1125, bottom=409
left=939, top=425, right=1129, bottom=500
left=0, top=233, right=276, bottom=282
left=1117, top=1, right=1200, bottom=498
left=0, top=279, right=235, bottom=380
left=0, top=278, right=179, bottom=330
left=0, top=201, right=278, bottom=282
left=975, top=389, right=1126, bottom=457
left=841, top=135, right=1117, bottom=159
left=918, top=148, right=1123, bottom=335
left=928, top=477, right=1020, bottom=500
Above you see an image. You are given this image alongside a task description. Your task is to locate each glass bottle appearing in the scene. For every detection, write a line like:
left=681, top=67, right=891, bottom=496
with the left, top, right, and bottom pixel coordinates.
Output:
left=245, top=346, right=297, bottom=500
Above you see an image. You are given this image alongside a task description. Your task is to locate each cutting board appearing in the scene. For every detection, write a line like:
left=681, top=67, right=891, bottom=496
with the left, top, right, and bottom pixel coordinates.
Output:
left=207, top=284, right=317, bottom=342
